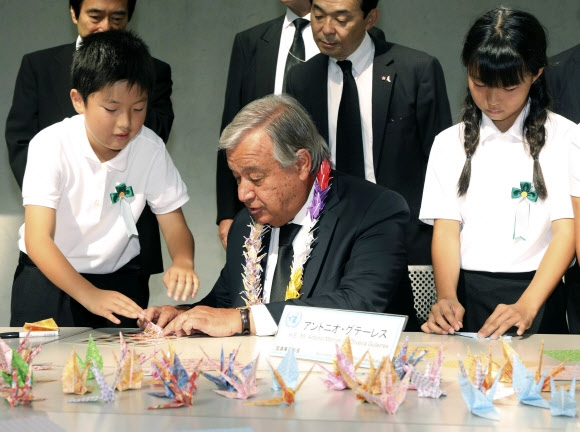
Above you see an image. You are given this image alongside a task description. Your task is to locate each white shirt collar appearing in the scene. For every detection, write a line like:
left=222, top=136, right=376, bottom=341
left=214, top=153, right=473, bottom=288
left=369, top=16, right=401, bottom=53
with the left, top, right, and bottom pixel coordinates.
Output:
left=284, top=8, right=311, bottom=27
left=330, top=32, right=373, bottom=76
left=480, top=100, right=529, bottom=144
left=75, top=35, right=82, bottom=50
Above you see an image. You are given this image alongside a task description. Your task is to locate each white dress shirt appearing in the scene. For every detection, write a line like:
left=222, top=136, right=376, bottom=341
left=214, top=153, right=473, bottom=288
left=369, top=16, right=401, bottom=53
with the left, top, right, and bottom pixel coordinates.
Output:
left=327, top=33, right=375, bottom=182
left=420, top=106, right=574, bottom=272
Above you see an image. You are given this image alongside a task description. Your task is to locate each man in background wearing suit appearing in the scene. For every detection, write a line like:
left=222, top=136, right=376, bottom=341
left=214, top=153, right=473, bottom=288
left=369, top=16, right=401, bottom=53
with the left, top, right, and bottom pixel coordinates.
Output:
left=286, top=0, right=452, bottom=266
left=142, top=94, right=418, bottom=336
left=5, top=0, right=174, bottom=309
left=216, top=0, right=319, bottom=249
left=545, top=44, right=580, bottom=334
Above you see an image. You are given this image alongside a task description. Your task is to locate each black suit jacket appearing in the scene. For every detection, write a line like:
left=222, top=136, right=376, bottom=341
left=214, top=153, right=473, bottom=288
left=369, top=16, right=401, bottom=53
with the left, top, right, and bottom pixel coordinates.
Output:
left=200, top=171, right=419, bottom=331
left=546, top=44, right=580, bottom=123
left=5, top=42, right=174, bottom=274
left=286, top=30, right=452, bottom=265
left=216, top=16, right=286, bottom=223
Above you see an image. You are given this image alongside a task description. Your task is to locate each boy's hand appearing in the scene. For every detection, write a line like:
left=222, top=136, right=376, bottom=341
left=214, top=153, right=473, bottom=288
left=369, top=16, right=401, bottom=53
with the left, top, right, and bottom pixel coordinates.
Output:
left=80, top=287, right=145, bottom=325
left=163, top=264, right=199, bottom=302
left=421, top=298, right=465, bottom=335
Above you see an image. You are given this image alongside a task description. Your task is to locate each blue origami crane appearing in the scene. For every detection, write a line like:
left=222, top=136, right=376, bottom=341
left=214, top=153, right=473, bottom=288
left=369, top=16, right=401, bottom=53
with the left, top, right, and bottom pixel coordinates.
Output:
left=512, top=354, right=549, bottom=409
left=458, top=357, right=502, bottom=421
left=549, top=370, right=577, bottom=417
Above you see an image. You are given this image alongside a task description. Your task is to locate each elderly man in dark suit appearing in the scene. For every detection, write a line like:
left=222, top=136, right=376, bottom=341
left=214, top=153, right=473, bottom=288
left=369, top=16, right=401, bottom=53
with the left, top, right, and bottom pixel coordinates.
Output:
left=142, top=94, right=418, bottom=336
left=545, top=44, right=580, bottom=334
left=216, top=0, right=319, bottom=249
left=286, top=0, right=452, bottom=266
left=5, top=0, right=174, bottom=309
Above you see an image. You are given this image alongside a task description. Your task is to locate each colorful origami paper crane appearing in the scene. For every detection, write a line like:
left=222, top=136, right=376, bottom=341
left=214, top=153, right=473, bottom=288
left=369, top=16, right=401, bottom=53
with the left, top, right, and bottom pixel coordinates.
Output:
left=0, top=340, right=44, bottom=407
left=201, top=345, right=240, bottom=391
left=246, top=349, right=313, bottom=406
left=142, top=319, right=163, bottom=337
left=147, top=343, right=200, bottom=409
left=68, top=333, right=131, bottom=404
left=15, top=332, right=43, bottom=365
left=404, top=343, right=445, bottom=398
left=549, top=370, right=577, bottom=417
left=535, top=340, right=566, bottom=392
left=339, top=356, right=410, bottom=414
left=394, top=336, right=426, bottom=379
left=512, top=354, right=549, bottom=409
left=4, top=365, right=44, bottom=407
left=75, top=335, right=104, bottom=380
left=61, top=347, right=93, bottom=395
left=318, top=338, right=368, bottom=391
left=458, top=356, right=502, bottom=421
left=115, top=347, right=144, bottom=391
left=214, top=355, right=259, bottom=400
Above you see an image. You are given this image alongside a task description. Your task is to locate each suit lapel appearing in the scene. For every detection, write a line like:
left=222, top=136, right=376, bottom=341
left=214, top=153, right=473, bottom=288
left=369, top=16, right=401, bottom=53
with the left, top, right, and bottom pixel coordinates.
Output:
left=255, top=16, right=284, bottom=95
left=371, top=38, right=395, bottom=173
left=300, top=174, right=339, bottom=297
left=53, top=44, right=76, bottom=117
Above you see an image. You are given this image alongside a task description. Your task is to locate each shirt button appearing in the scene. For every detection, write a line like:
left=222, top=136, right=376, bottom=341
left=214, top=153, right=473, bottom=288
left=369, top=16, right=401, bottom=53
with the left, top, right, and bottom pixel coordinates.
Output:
left=94, top=200, right=100, bottom=206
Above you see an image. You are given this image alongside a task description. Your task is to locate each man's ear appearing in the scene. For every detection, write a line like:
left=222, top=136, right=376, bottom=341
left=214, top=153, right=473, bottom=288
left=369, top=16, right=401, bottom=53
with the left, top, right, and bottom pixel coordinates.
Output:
left=70, top=6, right=78, bottom=24
left=365, top=8, right=380, bottom=31
left=70, top=89, right=85, bottom=114
left=296, top=149, right=313, bottom=179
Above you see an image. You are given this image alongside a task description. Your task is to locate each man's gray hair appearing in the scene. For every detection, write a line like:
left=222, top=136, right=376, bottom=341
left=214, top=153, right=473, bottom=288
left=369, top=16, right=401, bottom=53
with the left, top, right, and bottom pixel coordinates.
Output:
left=219, top=94, right=330, bottom=174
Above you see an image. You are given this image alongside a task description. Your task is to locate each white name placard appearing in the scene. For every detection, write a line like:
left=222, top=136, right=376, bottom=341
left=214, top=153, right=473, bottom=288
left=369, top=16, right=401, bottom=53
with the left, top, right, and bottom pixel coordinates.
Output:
left=271, top=305, right=407, bottom=365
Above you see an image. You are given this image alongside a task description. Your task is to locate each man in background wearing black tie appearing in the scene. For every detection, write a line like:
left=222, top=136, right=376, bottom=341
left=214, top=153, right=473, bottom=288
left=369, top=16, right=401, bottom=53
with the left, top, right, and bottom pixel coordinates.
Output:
left=286, top=0, right=452, bottom=266
left=142, top=94, right=418, bottom=336
left=216, top=0, right=319, bottom=249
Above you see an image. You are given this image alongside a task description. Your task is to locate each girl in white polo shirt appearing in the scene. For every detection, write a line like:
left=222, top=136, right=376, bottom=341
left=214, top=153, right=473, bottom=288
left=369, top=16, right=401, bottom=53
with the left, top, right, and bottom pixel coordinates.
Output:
left=419, top=7, right=575, bottom=338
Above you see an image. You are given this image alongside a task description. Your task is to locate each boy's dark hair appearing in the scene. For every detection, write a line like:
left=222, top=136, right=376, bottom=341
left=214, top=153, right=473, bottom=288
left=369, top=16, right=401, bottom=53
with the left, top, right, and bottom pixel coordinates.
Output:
left=458, top=6, right=549, bottom=199
left=72, top=29, right=155, bottom=101
left=69, top=0, right=137, bottom=21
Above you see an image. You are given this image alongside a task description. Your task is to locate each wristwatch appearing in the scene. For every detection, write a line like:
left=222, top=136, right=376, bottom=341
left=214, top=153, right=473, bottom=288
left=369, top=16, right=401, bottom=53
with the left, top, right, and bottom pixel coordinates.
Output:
left=237, top=307, right=251, bottom=335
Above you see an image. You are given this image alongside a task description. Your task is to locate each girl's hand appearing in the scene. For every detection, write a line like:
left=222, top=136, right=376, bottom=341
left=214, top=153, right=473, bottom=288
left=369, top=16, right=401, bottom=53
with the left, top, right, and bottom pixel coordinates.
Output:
left=421, top=298, right=465, bottom=334
left=477, top=301, right=536, bottom=339
left=79, top=287, right=145, bottom=325
left=163, top=264, right=199, bottom=302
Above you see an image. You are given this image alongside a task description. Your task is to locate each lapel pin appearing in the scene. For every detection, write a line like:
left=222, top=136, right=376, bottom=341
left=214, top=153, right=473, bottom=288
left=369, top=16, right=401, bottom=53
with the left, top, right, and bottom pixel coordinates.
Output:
left=381, top=75, right=392, bottom=82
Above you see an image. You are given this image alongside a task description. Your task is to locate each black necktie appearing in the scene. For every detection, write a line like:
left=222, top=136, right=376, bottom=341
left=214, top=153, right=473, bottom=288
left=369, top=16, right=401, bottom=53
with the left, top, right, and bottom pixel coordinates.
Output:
left=336, top=59, right=365, bottom=178
left=283, top=18, right=309, bottom=91
left=270, top=223, right=302, bottom=302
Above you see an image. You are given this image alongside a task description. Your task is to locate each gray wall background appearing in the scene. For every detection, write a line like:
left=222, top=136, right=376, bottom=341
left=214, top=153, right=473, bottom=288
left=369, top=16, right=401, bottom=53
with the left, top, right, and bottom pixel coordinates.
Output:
left=0, top=1, right=578, bottom=325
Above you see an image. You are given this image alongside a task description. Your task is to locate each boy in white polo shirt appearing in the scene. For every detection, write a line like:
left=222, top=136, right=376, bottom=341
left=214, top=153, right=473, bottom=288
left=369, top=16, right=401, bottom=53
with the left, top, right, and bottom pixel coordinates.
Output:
left=11, top=30, right=199, bottom=328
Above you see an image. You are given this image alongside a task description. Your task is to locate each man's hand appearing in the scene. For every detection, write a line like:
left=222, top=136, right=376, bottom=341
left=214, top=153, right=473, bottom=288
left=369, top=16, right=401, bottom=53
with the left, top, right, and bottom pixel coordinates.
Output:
left=163, top=264, right=199, bottom=301
left=162, top=306, right=242, bottom=337
left=421, top=298, right=465, bottom=335
left=218, top=219, right=233, bottom=250
left=138, top=305, right=183, bottom=329
left=79, top=287, right=145, bottom=325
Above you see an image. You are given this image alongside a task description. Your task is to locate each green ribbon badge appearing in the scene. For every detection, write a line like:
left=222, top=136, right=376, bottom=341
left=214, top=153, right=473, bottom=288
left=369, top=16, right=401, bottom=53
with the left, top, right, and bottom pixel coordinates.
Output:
left=110, top=183, right=134, bottom=204
left=511, top=181, right=538, bottom=202
left=511, top=181, right=536, bottom=240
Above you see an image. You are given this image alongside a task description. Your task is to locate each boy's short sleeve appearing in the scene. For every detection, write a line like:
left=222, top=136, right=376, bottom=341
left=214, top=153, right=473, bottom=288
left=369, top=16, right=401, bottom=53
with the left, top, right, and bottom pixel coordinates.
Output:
left=144, top=143, right=189, bottom=214
left=22, top=124, right=66, bottom=209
